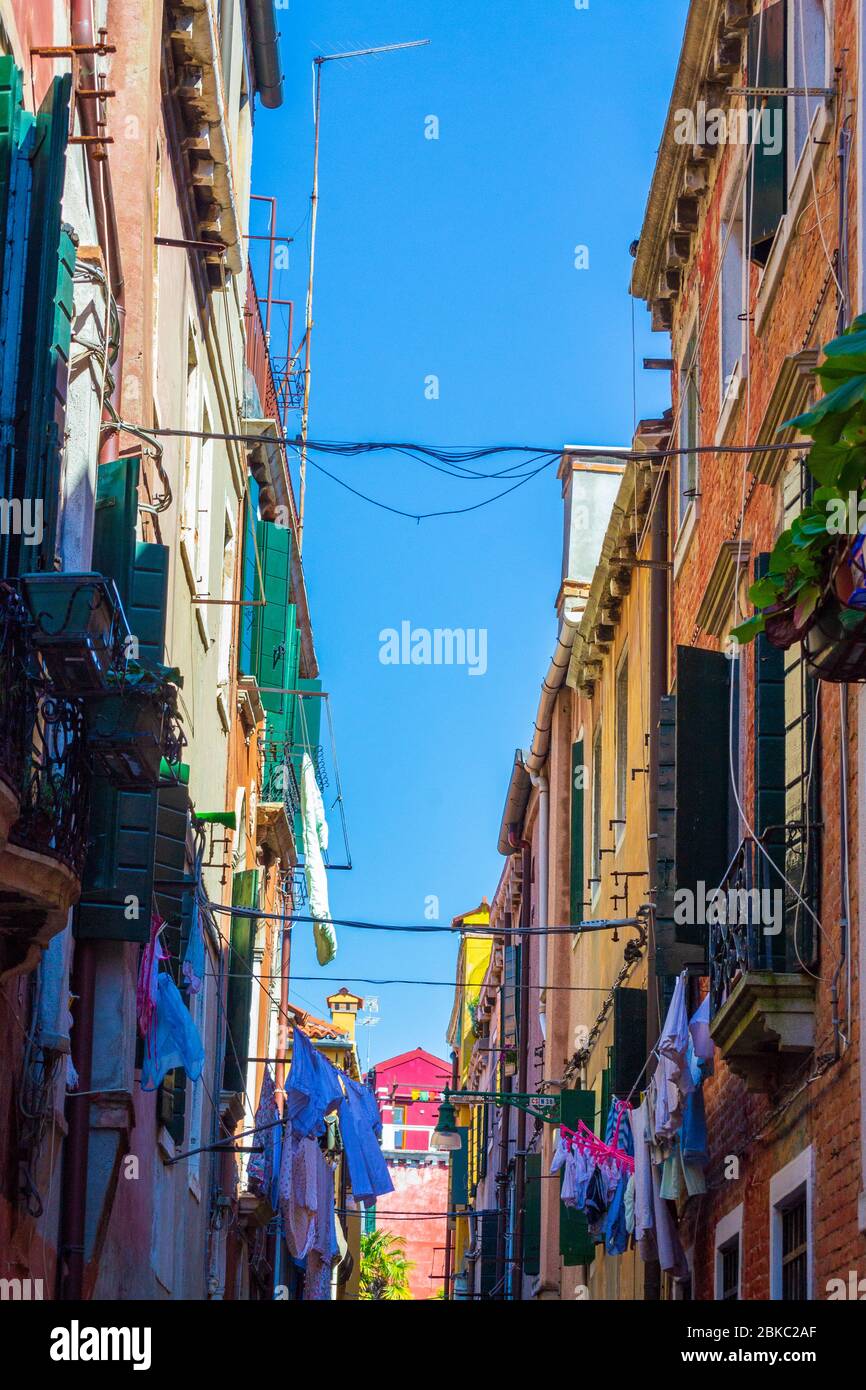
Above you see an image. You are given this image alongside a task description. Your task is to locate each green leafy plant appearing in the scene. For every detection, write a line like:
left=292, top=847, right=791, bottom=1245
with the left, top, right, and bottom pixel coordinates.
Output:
left=731, top=316, right=866, bottom=648
left=359, top=1229, right=415, bottom=1301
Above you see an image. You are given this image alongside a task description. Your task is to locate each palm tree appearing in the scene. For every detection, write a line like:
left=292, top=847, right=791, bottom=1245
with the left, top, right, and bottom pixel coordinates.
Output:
left=359, top=1229, right=415, bottom=1300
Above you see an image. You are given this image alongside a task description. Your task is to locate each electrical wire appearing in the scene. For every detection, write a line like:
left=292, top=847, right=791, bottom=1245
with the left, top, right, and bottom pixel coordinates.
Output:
left=206, top=901, right=645, bottom=936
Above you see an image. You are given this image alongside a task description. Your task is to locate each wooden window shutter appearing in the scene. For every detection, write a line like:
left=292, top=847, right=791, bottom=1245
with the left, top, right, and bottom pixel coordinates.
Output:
left=223, top=868, right=259, bottom=1094
left=747, top=0, right=787, bottom=265
left=612, top=987, right=648, bottom=1099
left=239, top=482, right=260, bottom=678
left=478, top=1211, right=499, bottom=1298
left=76, top=499, right=170, bottom=944
left=570, top=739, right=585, bottom=926
left=449, top=1128, right=470, bottom=1208
left=0, top=60, right=30, bottom=579
left=523, top=1154, right=542, bottom=1278
left=13, top=72, right=73, bottom=574
left=653, top=647, right=731, bottom=975
left=675, top=645, right=732, bottom=944
left=559, top=1089, right=596, bottom=1267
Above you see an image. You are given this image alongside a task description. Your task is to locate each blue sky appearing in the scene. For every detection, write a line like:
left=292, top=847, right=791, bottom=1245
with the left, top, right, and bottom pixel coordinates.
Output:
left=250, top=0, right=688, bottom=1068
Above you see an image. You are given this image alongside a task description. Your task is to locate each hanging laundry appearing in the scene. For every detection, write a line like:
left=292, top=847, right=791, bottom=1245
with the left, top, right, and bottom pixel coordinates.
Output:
left=303, top=1141, right=340, bottom=1300
left=136, top=911, right=169, bottom=1048
left=300, top=752, right=337, bottom=966
left=182, top=895, right=206, bottom=995
left=284, top=1024, right=343, bottom=1138
left=140, top=973, right=204, bottom=1091
left=688, top=993, right=714, bottom=1062
left=654, top=972, right=695, bottom=1142
left=279, top=1124, right=320, bottom=1259
left=628, top=1099, right=656, bottom=1253
left=248, top=1066, right=279, bottom=1200
left=338, top=1076, right=394, bottom=1205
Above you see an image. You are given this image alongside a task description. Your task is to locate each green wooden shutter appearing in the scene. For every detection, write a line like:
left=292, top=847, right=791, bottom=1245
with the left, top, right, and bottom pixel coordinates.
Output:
left=130, top=541, right=169, bottom=667
left=559, top=1089, right=596, bottom=1267
left=223, top=868, right=259, bottom=1094
left=523, top=1153, right=542, bottom=1278
left=747, top=0, right=787, bottom=265
left=0, top=61, right=30, bottom=578
left=654, top=647, right=731, bottom=975
left=676, top=646, right=731, bottom=951
left=154, top=783, right=191, bottom=946
left=612, top=987, right=648, bottom=1099
left=478, top=1211, right=499, bottom=1298
left=75, top=541, right=169, bottom=943
left=501, top=943, right=518, bottom=1074
left=91, top=456, right=141, bottom=598
left=599, top=1065, right=612, bottom=1134
left=14, top=72, right=73, bottom=574
left=570, top=739, right=585, bottom=926
left=294, top=678, right=322, bottom=749
left=239, top=481, right=260, bottom=677
left=449, top=1128, right=470, bottom=1208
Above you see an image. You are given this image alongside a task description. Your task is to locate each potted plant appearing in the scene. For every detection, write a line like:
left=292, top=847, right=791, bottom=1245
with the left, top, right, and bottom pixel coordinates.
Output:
left=88, top=662, right=183, bottom=788
left=731, top=316, right=866, bottom=680
left=17, top=572, right=129, bottom=694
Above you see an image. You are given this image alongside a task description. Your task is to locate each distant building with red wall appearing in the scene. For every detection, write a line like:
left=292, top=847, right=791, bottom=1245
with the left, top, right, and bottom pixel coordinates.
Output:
left=367, top=1047, right=452, bottom=1300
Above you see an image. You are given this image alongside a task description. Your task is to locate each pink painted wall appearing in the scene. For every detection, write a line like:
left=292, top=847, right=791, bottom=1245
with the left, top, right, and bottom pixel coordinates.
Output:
left=374, top=1160, right=450, bottom=1301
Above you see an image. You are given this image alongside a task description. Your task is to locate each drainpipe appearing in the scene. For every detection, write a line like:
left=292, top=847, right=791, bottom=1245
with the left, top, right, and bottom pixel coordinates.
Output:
left=528, top=771, right=549, bottom=1038
left=643, top=465, right=668, bottom=1304
left=248, top=0, right=285, bottom=109
left=443, top=1046, right=458, bottom=1299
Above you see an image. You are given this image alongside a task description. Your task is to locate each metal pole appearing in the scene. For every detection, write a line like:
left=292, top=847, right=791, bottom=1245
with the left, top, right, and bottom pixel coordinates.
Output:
left=296, top=39, right=429, bottom=554
left=298, top=60, right=322, bottom=555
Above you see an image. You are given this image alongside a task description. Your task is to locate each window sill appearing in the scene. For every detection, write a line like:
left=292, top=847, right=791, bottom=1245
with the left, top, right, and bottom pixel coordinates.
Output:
left=715, top=362, right=744, bottom=446
left=754, top=102, right=833, bottom=339
left=673, top=498, right=699, bottom=580
left=216, top=686, right=230, bottom=732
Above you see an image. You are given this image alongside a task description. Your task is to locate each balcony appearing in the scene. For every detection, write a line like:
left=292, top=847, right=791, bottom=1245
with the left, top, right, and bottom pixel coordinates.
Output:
left=0, top=691, right=90, bottom=962
left=0, top=584, right=30, bottom=848
left=709, top=834, right=817, bottom=1092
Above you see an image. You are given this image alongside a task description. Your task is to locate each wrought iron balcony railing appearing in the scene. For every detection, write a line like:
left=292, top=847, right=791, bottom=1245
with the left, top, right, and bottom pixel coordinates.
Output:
left=709, top=827, right=820, bottom=1018
left=9, top=692, right=90, bottom=877
left=0, top=583, right=31, bottom=803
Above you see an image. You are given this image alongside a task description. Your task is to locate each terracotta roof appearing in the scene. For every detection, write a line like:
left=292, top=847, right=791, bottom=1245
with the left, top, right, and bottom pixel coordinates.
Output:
left=286, top=1000, right=344, bottom=1041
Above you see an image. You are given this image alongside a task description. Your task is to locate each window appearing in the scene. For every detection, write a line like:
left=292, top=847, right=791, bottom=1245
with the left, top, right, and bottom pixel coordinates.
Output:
left=392, top=1106, right=405, bottom=1125
left=182, top=330, right=202, bottom=554
left=770, top=1146, right=813, bottom=1299
left=720, top=188, right=745, bottom=402
left=714, top=1202, right=744, bottom=1300
left=748, top=0, right=830, bottom=265
left=394, top=1129, right=405, bottom=1150
left=781, top=1199, right=808, bottom=1299
left=615, top=652, right=628, bottom=833
left=363, top=1205, right=377, bottom=1234
left=591, top=723, right=603, bottom=893
left=720, top=1240, right=740, bottom=1300
left=781, top=463, right=820, bottom=967
left=678, top=322, right=699, bottom=521
left=789, top=0, right=828, bottom=182
left=196, top=406, right=214, bottom=591
left=217, top=507, right=236, bottom=692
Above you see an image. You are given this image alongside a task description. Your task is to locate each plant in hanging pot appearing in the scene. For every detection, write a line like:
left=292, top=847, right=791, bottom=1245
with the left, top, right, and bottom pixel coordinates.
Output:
left=88, top=661, right=184, bottom=788
left=731, top=315, right=866, bottom=680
